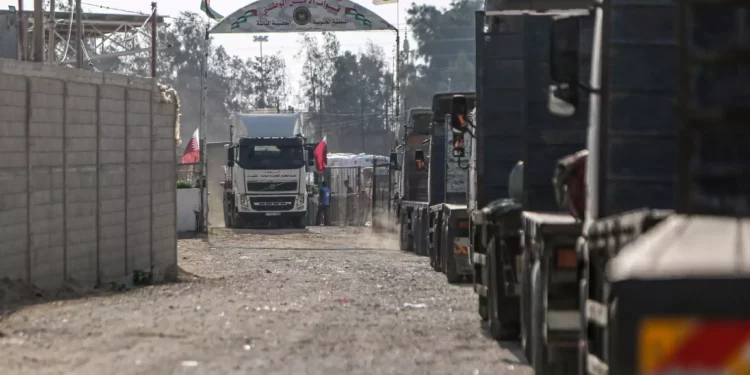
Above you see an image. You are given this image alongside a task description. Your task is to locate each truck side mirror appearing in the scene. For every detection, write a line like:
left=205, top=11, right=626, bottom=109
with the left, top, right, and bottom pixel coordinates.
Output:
left=227, top=147, right=235, bottom=168
left=548, top=16, right=582, bottom=117
left=450, top=96, right=470, bottom=133
left=389, top=152, right=400, bottom=170
left=304, top=144, right=316, bottom=167
left=415, top=149, right=426, bottom=170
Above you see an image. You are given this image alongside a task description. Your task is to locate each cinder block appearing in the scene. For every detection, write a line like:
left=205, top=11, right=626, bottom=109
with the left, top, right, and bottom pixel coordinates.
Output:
left=0, top=105, right=28, bottom=123
left=0, top=152, right=28, bottom=168
left=66, top=138, right=97, bottom=152
left=66, top=123, right=97, bottom=136
left=0, top=137, right=27, bottom=152
left=100, top=111, right=126, bottom=126
left=29, top=107, right=64, bottom=124
left=127, top=89, right=151, bottom=102
left=66, top=214, right=95, bottom=231
left=30, top=169, right=63, bottom=189
left=66, top=96, right=96, bottom=112
left=0, top=207, right=27, bottom=226
left=0, top=170, right=29, bottom=194
left=127, top=115, right=151, bottom=130
left=0, top=74, right=27, bottom=92
left=30, top=137, right=63, bottom=152
left=67, top=227, right=96, bottom=245
left=99, top=86, right=125, bottom=100
left=30, top=92, right=63, bottom=109
left=67, top=152, right=97, bottom=166
left=30, top=152, right=64, bottom=166
left=67, top=202, right=97, bottom=218
left=99, top=198, right=125, bottom=215
left=66, top=82, right=97, bottom=98
left=0, top=122, right=27, bottom=137
left=29, top=77, right=63, bottom=95
left=31, top=205, right=64, bottom=222
left=0, top=222, right=28, bottom=240
left=1, top=192, right=27, bottom=210
left=100, top=124, right=125, bottom=138
left=0, top=90, right=27, bottom=106
left=126, top=136, right=151, bottom=150
left=30, top=121, right=64, bottom=137
left=0, top=251, right=28, bottom=281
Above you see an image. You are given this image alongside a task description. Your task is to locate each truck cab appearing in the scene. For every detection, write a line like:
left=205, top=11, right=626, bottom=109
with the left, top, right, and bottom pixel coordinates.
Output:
left=223, top=112, right=312, bottom=229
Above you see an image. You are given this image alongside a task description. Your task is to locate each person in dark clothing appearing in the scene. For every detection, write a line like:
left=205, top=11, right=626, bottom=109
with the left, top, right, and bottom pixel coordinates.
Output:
left=317, top=181, right=331, bottom=226
left=344, top=179, right=355, bottom=225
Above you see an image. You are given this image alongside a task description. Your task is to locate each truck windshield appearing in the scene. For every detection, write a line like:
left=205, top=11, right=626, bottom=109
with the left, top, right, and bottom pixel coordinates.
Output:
left=237, top=144, right=305, bottom=169
left=410, top=113, right=432, bottom=134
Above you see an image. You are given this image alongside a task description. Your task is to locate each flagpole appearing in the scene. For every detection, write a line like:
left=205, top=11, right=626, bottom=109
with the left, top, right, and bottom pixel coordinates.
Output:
left=199, top=20, right=209, bottom=232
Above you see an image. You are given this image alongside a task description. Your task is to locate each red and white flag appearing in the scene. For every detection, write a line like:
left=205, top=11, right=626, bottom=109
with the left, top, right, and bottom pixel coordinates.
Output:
left=313, top=136, right=327, bottom=173
left=181, top=128, right=200, bottom=164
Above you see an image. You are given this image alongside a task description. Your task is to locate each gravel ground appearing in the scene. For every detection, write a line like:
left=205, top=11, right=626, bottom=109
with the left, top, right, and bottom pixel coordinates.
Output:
left=0, top=226, right=530, bottom=375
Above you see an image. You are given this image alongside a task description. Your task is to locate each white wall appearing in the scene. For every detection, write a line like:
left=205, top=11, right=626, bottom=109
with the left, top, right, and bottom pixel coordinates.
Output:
left=177, top=188, right=201, bottom=232
left=0, top=59, right=179, bottom=289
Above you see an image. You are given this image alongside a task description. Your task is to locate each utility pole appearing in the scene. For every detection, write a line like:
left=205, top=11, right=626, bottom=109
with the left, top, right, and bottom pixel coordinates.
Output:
left=253, top=35, right=268, bottom=107
left=33, top=0, right=43, bottom=62
left=47, top=0, right=55, bottom=63
left=151, top=2, right=157, bottom=78
left=75, top=0, right=82, bottom=68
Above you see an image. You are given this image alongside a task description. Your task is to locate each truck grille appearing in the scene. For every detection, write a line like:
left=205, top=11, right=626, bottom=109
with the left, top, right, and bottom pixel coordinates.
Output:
left=247, top=182, right=298, bottom=192
left=250, top=196, right=296, bottom=211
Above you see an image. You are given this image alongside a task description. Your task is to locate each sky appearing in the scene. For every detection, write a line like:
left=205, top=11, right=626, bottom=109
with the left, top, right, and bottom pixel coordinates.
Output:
left=2, top=0, right=456, bottom=98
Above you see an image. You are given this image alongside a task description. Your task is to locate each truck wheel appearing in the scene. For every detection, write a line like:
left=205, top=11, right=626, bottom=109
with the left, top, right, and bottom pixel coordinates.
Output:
left=488, top=237, right=520, bottom=340
left=478, top=296, right=488, bottom=321
left=443, top=223, right=460, bottom=283
left=224, top=205, right=231, bottom=228
left=431, top=215, right=443, bottom=272
left=400, top=211, right=413, bottom=252
left=294, top=216, right=307, bottom=229
left=520, top=250, right=532, bottom=360
left=530, top=260, right=548, bottom=374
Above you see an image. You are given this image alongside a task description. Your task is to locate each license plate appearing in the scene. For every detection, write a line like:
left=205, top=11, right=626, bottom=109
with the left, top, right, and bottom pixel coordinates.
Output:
left=265, top=212, right=281, bottom=216
left=639, top=317, right=750, bottom=375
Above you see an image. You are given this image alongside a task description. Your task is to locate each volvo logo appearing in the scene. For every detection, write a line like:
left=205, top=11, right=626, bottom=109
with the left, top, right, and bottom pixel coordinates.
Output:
left=255, top=202, right=292, bottom=206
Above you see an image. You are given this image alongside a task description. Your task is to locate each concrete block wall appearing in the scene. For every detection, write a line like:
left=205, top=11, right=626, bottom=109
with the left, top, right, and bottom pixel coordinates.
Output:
left=0, top=59, right=179, bottom=290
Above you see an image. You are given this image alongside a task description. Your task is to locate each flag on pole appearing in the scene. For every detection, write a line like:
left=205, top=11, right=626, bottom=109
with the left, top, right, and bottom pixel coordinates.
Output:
left=200, top=0, right=223, bottom=20
left=181, top=128, right=200, bottom=164
left=372, top=0, right=398, bottom=5
left=313, top=136, right=328, bottom=173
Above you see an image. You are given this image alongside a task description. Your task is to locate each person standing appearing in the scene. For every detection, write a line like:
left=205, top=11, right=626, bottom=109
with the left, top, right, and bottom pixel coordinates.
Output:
left=344, top=179, right=355, bottom=225
left=317, top=181, right=331, bottom=226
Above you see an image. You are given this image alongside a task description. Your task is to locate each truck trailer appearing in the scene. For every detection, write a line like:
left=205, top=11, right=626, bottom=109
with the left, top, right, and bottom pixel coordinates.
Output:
left=458, top=0, right=750, bottom=374
left=427, top=93, right=476, bottom=283
left=222, top=112, right=315, bottom=229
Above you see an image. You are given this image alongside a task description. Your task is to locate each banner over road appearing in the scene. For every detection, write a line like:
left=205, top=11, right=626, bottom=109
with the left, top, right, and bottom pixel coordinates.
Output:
left=209, top=0, right=397, bottom=33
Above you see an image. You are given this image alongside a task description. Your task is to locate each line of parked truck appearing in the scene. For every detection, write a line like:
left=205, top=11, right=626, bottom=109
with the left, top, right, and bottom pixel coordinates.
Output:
left=392, top=0, right=750, bottom=373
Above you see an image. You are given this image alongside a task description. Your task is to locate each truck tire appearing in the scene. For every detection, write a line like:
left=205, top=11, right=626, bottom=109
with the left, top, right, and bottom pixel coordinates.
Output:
left=431, top=214, right=443, bottom=272
left=478, top=296, right=488, bottom=321
left=443, top=222, right=461, bottom=283
left=520, top=250, right=532, bottom=360
left=530, top=260, right=548, bottom=374
left=488, top=236, right=520, bottom=340
left=400, top=210, right=413, bottom=252
left=293, top=216, right=307, bottom=229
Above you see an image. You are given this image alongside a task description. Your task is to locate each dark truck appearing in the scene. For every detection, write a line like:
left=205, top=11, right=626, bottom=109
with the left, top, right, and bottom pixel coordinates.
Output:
left=395, top=108, right=431, bottom=255
left=468, top=0, right=750, bottom=374
left=426, top=92, right=476, bottom=283
left=455, top=6, right=590, bottom=373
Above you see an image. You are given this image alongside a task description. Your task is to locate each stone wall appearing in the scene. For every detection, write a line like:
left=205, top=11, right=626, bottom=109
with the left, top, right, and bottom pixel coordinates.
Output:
left=0, top=59, right=179, bottom=289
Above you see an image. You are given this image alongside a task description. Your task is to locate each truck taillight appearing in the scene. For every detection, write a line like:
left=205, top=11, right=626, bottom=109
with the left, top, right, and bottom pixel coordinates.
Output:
left=458, top=220, right=469, bottom=229
left=555, top=248, right=576, bottom=268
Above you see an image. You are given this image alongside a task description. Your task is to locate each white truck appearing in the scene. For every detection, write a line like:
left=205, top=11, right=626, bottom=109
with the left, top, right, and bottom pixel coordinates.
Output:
left=222, top=112, right=315, bottom=229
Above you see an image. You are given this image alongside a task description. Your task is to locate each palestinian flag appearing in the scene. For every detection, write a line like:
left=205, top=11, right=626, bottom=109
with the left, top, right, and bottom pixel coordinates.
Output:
left=200, top=0, right=223, bottom=21
left=345, top=7, right=358, bottom=16
left=231, top=9, right=257, bottom=29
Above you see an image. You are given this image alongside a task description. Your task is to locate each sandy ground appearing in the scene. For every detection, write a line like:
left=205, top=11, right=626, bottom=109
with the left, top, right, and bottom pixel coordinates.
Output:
left=0, top=226, right=530, bottom=375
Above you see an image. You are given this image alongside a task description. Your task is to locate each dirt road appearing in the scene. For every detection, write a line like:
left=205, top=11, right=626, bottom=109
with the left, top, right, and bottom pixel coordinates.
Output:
left=0, top=227, right=530, bottom=375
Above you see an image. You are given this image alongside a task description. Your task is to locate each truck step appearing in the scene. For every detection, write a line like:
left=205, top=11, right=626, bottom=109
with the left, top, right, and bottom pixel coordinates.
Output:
left=472, top=253, right=486, bottom=266
left=474, top=284, right=488, bottom=297
left=586, top=353, right=609, bottom=375
left=585, top=299, right=608, bottom=328
left=547, top=310, right=580, bottom=331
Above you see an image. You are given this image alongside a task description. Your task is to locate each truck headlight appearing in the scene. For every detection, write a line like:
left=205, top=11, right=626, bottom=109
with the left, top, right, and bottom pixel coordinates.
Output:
left=295, top=194, right=305, bottom=207
left=240, top=195, right=251, bottom=208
